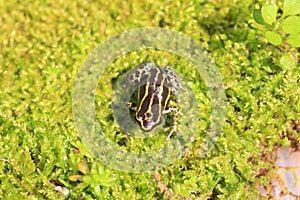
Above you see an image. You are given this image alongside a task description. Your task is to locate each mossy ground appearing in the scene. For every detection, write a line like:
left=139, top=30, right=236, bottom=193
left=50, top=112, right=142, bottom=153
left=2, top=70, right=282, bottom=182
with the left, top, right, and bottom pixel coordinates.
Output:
left=0, top=0, right=299, bottom=199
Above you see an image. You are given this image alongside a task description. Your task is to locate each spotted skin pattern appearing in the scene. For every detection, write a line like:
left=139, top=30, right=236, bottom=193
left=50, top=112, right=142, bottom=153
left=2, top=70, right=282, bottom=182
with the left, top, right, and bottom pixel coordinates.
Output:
left=128, top=62, right=180, bottom=140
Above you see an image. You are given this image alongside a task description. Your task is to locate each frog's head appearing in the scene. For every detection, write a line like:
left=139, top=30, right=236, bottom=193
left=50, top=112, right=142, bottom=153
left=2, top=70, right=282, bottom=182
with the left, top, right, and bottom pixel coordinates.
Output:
left=136, top=104, right=162, bottom=131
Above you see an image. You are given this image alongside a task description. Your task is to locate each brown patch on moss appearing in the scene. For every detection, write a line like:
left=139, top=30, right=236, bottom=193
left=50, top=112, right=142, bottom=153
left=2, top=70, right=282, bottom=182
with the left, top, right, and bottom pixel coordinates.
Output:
left=292, top=120, right=300, bottom=133
left=254, top=119, right=300, bottom=198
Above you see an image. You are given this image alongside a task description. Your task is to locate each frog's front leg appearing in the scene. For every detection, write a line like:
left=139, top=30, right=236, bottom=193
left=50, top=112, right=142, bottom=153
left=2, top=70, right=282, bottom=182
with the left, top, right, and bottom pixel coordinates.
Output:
left=163, top=106, right=179, bottom=141
left=126, top=102, right=137, bottom=111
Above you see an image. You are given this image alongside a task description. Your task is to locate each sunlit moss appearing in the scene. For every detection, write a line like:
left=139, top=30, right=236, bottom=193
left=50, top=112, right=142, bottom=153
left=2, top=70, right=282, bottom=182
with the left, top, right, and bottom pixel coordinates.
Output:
left=0, top=0, right=299, bottom=199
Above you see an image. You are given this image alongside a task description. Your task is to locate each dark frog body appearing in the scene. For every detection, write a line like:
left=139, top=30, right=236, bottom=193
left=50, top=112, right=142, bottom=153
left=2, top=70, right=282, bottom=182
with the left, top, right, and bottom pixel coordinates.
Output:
left=128, top=62, right=180, bottom=140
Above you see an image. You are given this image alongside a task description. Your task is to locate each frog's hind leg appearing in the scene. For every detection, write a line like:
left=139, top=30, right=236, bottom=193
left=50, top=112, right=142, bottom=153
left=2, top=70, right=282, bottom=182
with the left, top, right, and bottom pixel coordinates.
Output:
left=129, top=62, right=153, bottom=85
left=164, top=65, right=180, bottom=102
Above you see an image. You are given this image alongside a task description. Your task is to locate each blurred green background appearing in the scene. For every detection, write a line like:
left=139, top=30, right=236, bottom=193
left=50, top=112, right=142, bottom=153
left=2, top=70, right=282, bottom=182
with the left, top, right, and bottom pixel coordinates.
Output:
left=0, top=0, right=299, bottom=199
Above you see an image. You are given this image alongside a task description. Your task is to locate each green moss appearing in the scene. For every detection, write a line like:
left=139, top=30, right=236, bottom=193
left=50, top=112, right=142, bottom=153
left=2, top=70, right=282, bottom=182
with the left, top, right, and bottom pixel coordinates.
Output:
left=0, top=0, right=299, bottom=199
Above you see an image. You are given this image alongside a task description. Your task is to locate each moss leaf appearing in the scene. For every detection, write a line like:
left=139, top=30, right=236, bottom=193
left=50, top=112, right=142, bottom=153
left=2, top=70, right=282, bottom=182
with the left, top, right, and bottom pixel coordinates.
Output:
left=281, top=16, right=300, bottom=34
left=262, top=4, right=278, bottom=25
left=286, top=33, right=300, bottom=47
left=264, top=31, right=282, bottom=45
left=283, top=0, right=300, bottom=16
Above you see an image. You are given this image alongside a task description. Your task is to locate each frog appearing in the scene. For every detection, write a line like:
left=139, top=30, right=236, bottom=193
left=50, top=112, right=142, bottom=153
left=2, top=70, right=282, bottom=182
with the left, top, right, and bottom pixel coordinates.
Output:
left=127, top=62, right=180, bottom=141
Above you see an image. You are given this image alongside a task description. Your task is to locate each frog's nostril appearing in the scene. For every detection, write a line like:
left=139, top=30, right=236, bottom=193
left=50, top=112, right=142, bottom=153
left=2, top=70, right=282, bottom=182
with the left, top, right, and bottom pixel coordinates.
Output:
left=144, top=112, right=153, bottom=122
